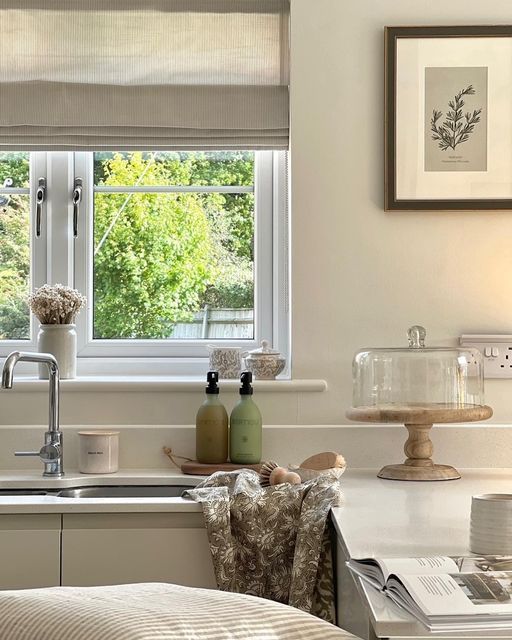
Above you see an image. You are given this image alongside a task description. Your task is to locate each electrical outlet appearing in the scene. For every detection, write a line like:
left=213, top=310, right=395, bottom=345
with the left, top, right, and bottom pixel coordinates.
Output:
left=460, top=334, right=512, bottom=378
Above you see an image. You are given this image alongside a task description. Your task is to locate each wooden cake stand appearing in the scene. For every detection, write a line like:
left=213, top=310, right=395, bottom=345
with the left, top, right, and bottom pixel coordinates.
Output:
left=346, top=404, right=493, bottom=481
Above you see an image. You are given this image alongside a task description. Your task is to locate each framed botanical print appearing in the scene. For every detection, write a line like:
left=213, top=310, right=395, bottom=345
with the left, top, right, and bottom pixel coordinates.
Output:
left=385, top=25, right=512, bottom=210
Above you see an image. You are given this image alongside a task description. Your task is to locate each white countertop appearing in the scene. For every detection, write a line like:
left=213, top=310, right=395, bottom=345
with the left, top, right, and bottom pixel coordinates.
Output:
left=0, top=469, right=203, bottom=514
left=331, top=468, right=512, bottom=559
left=0, top=465, right=509, bottom=523
left=332, top=468, right=512, bottom=638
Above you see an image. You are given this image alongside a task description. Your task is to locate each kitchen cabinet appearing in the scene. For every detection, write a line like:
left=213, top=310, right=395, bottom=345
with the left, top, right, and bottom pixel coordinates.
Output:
left=61, top=512, right=216, bottom=588
left=0, top=515, right=61, bottom=589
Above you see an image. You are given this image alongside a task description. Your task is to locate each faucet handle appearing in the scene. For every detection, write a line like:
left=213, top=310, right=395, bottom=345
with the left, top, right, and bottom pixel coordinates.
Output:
left=15, top=444, right=60, bottom=463
left=39, top=443, right=60, bottom=463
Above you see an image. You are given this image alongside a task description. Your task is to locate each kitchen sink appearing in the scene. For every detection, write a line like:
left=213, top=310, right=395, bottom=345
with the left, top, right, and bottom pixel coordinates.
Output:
left=0, top=489, right=51, bottom=496
left=0, top=485, right=196, bottom=499
left=56, top=485, right=194, bottom=499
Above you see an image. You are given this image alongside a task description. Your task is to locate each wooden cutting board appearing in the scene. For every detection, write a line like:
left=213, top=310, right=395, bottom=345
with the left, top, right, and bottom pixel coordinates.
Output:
left=181, top=461, right=262, bottom=476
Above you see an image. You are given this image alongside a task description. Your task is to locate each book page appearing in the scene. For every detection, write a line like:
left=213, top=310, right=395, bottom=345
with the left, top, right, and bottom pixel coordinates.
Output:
left=378, top=556, right=458, bottom=582
left=453, top=556, right=512, bottom=574
left=396, top=572, right=512, bottom=617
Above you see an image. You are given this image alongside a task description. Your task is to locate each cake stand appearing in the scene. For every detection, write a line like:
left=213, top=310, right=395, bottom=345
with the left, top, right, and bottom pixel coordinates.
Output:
left=346, top=403, right=493, bottom=481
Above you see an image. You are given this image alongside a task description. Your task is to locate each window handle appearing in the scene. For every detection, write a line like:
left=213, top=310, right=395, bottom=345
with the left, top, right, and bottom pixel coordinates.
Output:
left=72, top=177, right=83, bottom=238
left=35, top=177, right=46, bottom=238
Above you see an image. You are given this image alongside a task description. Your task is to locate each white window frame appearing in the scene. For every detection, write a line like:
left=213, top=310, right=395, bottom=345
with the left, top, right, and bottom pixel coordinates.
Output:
left=75, top=151, right=284, bottom=358
left=0, top=150, right=290, bottom=375
left=0, top=152, right=47, bottom=356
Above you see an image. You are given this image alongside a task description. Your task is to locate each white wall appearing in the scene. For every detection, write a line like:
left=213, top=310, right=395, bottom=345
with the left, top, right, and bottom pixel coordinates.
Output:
left=290, top=0, right=512, bottom=425
left=2, top=0, right=512, bottom=428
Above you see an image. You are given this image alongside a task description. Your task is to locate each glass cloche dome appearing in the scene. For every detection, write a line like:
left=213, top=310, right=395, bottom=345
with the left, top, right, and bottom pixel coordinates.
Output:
left=352, top=325, right=485, bottom=409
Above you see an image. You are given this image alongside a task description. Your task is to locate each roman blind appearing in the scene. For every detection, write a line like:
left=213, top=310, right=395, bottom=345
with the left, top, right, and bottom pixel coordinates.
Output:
left=0, top=0, right=290, bottom=150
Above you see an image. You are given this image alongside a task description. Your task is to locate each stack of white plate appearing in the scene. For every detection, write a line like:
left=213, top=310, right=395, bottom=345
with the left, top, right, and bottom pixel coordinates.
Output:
left=470, top=494, right=512, bottom=555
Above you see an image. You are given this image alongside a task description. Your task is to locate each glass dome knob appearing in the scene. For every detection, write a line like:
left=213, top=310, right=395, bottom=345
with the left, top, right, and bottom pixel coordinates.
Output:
left=407, top=325, right=426, bottom=349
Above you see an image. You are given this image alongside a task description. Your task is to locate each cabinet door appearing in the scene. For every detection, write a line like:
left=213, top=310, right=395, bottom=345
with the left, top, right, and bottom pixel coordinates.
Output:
left=0, top=514, right=61, bottom=589
left=62, top=512, right=216, bottom=589
left=336, top=536, right=372, bottom=640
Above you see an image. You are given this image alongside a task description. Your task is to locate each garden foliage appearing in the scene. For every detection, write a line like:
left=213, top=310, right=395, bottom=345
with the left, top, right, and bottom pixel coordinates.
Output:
left=0, top=152, right=254, bottom=339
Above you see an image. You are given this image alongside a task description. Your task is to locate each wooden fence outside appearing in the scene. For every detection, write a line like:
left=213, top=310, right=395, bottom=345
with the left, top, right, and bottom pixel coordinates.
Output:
left=169, top=306, right=254, bottom=339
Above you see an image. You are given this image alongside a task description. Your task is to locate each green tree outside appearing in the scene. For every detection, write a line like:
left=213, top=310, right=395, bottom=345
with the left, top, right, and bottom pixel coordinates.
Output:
left=0, top=151, right=255, bottom=340
left=0, top=153, right=30, bottom=339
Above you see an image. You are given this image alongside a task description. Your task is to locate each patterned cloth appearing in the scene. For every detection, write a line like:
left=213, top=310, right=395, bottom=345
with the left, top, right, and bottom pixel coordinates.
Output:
left=184, top=469, right=342, bottom=623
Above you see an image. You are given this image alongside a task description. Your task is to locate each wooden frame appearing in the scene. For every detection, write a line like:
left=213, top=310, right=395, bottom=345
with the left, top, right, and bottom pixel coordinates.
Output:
left=385, top=25, right=512, bottom=211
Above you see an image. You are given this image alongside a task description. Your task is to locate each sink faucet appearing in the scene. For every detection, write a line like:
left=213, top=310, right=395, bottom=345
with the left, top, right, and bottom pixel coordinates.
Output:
left=1, top=351, right=64, bottom=477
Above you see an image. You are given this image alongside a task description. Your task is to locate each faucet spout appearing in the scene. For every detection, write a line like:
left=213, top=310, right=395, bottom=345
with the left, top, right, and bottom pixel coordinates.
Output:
left=1, top=351, right=63, bottom=477
left=1, top=350, right=22, bottom=389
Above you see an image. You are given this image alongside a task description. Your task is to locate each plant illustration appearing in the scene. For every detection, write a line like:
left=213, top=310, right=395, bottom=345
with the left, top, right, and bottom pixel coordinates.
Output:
left=430, top=85, right=482, bottom=151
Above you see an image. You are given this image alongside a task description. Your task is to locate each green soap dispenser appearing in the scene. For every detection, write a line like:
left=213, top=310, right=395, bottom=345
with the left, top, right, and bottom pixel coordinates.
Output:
left=196, top=371, right=229, bottom=464
left=230, top=371, right=262, bottom=464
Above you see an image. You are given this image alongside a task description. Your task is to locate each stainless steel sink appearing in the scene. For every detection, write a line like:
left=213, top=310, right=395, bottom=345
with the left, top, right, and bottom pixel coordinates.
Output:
left=56, top=485, right=194, bottom=499
left=0, top=484, right=197, bottom=499
left=0, top=489, right=51, bottom=496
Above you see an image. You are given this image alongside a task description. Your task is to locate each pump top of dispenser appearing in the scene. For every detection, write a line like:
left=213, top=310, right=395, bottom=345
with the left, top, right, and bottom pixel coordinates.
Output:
left=239, top=371, right=254, bottom=395
left=206, top=371, right=220, bottom=394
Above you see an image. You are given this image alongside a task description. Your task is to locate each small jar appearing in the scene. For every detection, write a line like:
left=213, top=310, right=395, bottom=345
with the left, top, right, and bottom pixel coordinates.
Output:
left=79, top=431, right=119, bottom=474
left=244, top=340, right=286, bottom=380
left=207, top=345, right=243, bottom=379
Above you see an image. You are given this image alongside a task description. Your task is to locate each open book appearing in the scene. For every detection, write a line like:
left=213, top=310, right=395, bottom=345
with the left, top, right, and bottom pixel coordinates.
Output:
left=348, top=555, right=512, bottom=632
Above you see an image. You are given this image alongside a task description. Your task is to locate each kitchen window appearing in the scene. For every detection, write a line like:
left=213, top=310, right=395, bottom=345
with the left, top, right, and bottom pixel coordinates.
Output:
left=0, top=152, right=46, bottom=345
left=0, top=150, right=288, bottom=372
left=0, top=0, right=290, bottom=374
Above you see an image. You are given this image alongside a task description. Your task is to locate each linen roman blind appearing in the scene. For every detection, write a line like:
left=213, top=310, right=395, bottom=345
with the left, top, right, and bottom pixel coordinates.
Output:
left=0, top=0, right=290, bottom=150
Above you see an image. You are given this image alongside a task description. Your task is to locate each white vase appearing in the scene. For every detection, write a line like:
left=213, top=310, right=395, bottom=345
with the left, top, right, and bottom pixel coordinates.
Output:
left=37, top=324, right=77, bottom=379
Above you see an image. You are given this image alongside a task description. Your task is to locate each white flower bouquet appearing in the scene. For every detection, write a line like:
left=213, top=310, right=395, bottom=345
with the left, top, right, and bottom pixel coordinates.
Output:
left=28, top=284, right=86, bottom=325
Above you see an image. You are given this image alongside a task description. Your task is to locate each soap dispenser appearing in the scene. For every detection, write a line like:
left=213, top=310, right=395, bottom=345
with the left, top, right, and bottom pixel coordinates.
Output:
left=196, top=371, right=229, bottom=464
left=229, top=371, right=262, bottom=464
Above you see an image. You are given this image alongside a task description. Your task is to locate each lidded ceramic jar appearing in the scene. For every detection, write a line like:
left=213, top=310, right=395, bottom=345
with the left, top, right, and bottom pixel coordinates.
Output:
left=352, top=325, right=485, bottom=409
left=79, top=431, right=120, bottom=474
left=244, top=340, right=286, bottom=380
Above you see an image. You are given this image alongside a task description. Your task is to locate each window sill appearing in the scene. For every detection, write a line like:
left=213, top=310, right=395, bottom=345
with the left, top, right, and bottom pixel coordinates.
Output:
left=8, top=356, right=290, bottom=379
left=5, top=376, right=328, bottom=394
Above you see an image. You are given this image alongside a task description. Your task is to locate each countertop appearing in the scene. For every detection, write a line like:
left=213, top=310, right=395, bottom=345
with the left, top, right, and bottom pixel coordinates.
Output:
left=0, top=466, right=509, bottom=520
left=331, top=467, right=512, bottom=559
left=331, top=468, right=512, bottom=638
left=0, top=469, right=203, bottom=514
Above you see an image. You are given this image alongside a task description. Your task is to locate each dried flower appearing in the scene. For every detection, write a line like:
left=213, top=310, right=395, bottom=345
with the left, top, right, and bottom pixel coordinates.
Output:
left=28, top=284, right=86, bottom=325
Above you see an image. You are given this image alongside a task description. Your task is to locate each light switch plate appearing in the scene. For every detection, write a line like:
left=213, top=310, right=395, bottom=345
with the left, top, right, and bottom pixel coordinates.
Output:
left=460, top=334, right=512, bottom=378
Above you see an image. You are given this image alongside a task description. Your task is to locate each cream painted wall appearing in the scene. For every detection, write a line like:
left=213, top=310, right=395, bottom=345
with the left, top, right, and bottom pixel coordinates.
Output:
left=290, top=0, right=512, bottom=424
left=2, top=0, right=512, bottom=428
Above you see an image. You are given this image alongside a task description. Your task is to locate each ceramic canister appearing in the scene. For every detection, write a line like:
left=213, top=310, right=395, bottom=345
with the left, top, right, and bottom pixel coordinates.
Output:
left=79, top=431, right=120, bottom=474
left=207, top=345, right=243, bottom=379
left=470, top=494, right=512, bottom=555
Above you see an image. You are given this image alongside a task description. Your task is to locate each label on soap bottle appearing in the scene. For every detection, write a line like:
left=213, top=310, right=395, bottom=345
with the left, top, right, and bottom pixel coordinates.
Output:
left=230, top=417, right=261, bottom=464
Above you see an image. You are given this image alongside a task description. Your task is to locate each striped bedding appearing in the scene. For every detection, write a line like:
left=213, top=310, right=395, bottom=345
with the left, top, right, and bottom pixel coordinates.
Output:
left=0, top=582, right=354, bottom=640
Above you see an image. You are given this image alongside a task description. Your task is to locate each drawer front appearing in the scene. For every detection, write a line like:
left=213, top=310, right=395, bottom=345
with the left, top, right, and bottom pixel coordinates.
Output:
left=0, top=515, right=61, bottom=589
left=62, top=513, right=216, bottom=589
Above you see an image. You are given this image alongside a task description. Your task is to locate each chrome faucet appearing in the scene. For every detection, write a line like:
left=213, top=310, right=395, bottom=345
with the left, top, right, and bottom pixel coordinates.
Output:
left=1, top=351, right=64, bottom=477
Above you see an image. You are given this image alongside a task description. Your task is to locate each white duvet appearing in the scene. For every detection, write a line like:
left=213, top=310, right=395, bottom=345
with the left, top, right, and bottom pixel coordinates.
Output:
left=0, top=582, right=354, bottom=639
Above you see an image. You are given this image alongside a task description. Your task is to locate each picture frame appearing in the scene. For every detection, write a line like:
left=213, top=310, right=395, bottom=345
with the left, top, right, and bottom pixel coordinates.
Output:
left=385, top=25, right=512, bottom=210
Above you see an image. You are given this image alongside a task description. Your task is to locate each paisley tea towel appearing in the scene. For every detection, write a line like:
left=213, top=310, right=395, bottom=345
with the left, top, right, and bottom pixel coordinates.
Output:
left=185, top=470, right=342, bottom=623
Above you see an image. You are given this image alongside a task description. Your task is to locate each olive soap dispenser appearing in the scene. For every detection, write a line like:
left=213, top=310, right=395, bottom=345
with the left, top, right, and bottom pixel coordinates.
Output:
left=229, top=371, right=262, bottom=464
left=196, top=371, right=229, bottom=464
